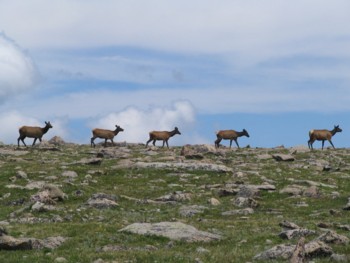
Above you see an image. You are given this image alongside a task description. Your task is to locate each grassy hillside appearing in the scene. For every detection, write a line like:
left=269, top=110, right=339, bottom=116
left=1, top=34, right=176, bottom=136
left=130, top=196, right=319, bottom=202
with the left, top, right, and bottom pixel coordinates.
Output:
left=0, top=142, right=349, bottom=262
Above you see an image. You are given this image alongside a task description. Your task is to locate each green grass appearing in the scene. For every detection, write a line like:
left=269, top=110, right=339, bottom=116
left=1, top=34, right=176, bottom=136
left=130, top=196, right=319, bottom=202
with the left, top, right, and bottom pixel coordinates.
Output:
left=0, top=144, right=349, bottom=262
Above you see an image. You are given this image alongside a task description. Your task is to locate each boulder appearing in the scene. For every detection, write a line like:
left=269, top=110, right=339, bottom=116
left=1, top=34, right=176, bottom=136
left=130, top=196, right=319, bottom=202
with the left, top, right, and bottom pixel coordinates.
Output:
left=86, top=193, right=119, bottom=209
left=119, top=222, right=222, bottom=242
left=272, top=154, right=295, bottom=162
left=31, top=184, right=67, bottom=204
left=48, top=136, right=66, bottom=146
left=315, top=231, right=349, bottom=245
left=0, top=235, right=66, bottom=250
left=254, top=241, right=332, bottom=261
left=343, top=197, right=350, bottom=210
left=208, top=197, right=221, bottom=206
left=222, top=208, right=254, bottom=216
left=61, top=171, right=78, bottom=178
left=155, top=192, right=192, bottom=202
left=280, top=185, right=305, bottom=196
left=178, top=205, right=207, bottom=217
left=290, top=237, right=305, bottom=263
left=279, top=228, right=316, bottom=240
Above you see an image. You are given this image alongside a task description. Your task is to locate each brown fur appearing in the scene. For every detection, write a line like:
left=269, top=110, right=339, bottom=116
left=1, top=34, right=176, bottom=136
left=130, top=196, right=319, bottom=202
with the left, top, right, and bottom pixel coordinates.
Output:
left=308, top=125, right=342, bottom=150
left=17, top=121, right=53, bottom=147
left=215, top=129, right=249, bottom=149
left=91, top=125, right=124, bottom=147
left=146, top=127, right=181, bottom=148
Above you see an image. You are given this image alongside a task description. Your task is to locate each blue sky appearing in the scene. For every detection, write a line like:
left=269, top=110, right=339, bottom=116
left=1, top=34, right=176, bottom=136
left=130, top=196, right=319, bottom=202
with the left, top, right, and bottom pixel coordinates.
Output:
left=0, top=0, right=349, bottom=148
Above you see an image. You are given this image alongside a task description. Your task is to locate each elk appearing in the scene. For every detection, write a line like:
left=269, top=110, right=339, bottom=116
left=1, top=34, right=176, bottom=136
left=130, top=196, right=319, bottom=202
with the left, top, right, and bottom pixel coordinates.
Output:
left=91, top=125, right=124, bottom=147
left=17, top=121, right=53, bottom=147
left=215, top=129, right=250, bottom=149
left=146, top=127, right=181, bottom=148
left=308, top=125, right=342, bottom=150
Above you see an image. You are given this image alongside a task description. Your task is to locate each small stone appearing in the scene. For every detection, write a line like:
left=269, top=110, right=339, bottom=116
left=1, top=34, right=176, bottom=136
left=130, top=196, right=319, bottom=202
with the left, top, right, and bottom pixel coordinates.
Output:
left=61, top=171, right=78, bottom=178
left=208, top=198, right=220, bottom=206
left=54, top=257, right=67, bottom=263
left=272, top=154, right=295, bottom=162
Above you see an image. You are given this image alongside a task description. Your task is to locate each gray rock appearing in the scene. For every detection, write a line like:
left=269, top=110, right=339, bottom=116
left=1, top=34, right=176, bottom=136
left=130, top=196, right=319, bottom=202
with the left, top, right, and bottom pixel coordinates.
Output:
left=303, top=185, right=321, bottom=198
left=254, top=243, right=295, bottom=260
left=31, top=184, right=67, bottom=204
left=72, top=158, right=103, bottom=165
left=279, top=220, right=300, bottom=230
left=290, top=237, right=305, bottom=263
left=279, top=228, right=316, bottom=240
left=280, top=185, right=305, bottom=196
left=179, top=205, right=207, bottom=217
left=254, top=241, right=332, bottom=261
left=304, top=240, right=333, bottom=257
left=208, top=197, right=221, bottom=206
left=86, top=193, right=119, bottom=209
left=48, top=136, right=66, bottom=146
left=343, top=197, right=350, bottom=210
left=180, top=145, right=204, bottom=160
left=54, top=257, right=67, bottom=263
left=24, top=181, right=46, bottom=190
left=119, top=222, right=222, bottom=242
left=234, top=197, right=258, bottom=208
left=315, top=231, right=349, bottom=245
left=0, top=226, right=7, bottom=236
left=34, top=236, right=67, bottom=249
left=272, top=154, right=295, bottom=162
left=0, top=235, right=34, bottom=250
left=222, top=208, right=254, bottom=216
left=237, top=185, right=260, bottom=198
left=0, top=235, right=66, bottom=250
left=16, top=171, right=28, bottom=179
left=31, top=201, right=57, bottom=212
left=155, top=192, right=192, bottom=202
left=61, top=171, right=78, bottom=178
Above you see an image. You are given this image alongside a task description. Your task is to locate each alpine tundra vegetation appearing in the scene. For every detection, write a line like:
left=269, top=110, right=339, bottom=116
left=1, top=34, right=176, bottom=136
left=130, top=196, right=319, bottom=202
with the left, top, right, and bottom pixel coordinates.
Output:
left=0, top=140, right=349, bottom=262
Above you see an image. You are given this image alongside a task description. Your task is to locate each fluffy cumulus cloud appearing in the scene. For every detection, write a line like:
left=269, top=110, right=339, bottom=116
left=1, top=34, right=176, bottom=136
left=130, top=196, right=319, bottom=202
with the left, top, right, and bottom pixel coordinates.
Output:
left=89, top=101, right=196, bottom=145
left=0, top=34, right=39, bottom=102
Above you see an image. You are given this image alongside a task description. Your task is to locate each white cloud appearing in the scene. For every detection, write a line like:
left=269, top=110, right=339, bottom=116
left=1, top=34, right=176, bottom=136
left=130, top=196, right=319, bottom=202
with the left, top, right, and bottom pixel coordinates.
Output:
left=88, top=101, right=196, bottom=145
left=0, top=34, right=39, bottom=101
left=10, top=85, right=350, bottom=121
left=0, top=111, right=68, bottom=144
left=2, top=1, right=350, bottom=60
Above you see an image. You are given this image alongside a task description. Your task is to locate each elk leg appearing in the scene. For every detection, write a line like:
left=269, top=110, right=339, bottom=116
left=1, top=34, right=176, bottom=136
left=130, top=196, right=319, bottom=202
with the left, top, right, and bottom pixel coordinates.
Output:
left=329, top=140, right=335, bottom=149
left=215, top=138, right=222, bottom=148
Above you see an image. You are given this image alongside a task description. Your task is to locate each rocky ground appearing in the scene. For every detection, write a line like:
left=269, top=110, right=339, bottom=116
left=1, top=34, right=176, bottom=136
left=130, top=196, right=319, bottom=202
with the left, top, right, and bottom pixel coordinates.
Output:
left=0, top=139, right=349, bottom=262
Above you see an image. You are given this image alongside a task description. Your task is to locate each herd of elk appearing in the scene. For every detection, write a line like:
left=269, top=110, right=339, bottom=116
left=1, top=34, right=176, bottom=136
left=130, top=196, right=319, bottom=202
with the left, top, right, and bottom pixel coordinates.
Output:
left=16, top=121, right=344, bottom=150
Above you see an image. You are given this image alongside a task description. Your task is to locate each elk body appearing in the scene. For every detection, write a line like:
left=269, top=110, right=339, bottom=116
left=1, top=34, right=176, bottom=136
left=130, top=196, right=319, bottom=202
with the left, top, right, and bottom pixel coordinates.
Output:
left=308, top=125, right=342, bottom=150
left=215, top=129, right=250, bottom=148
left=91, top=125, right=124, bottom=147
left=146, top=127, right=181, bottom=148
left=17, top=121, right=53, bottom=147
